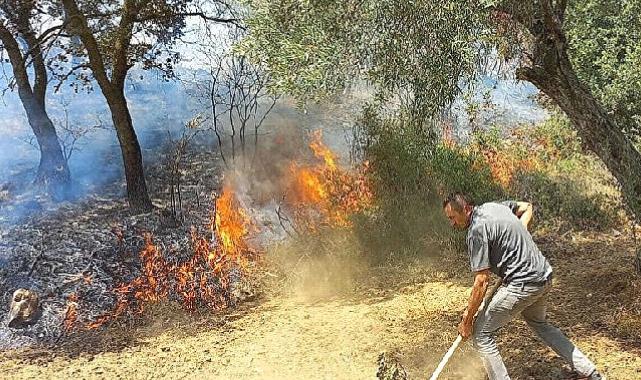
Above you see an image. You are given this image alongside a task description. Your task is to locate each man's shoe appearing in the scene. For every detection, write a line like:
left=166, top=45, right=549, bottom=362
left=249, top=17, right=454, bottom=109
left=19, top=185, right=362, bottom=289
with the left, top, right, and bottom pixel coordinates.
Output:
left=585, top=370, right=606, bottom=380
left=570, top=370, right=606, bottom=380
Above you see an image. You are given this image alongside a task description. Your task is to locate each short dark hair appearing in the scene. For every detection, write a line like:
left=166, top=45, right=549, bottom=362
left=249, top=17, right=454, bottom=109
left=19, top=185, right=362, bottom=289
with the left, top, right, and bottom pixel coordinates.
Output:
left=443, top=192, right=474, bottom=211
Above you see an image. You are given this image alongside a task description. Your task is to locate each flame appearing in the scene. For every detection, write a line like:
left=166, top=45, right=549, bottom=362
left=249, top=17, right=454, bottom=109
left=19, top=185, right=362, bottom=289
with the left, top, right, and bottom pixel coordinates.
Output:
left=84, top=131, right=370, bottom=329
left=86, top=185, right=254, bottom=329
left=215, top=184, right=251, bottom=259
left=63, top=293, right=79, bottom=331
left=287, top=131, right=372, bottom=229
left=309, top=130, right=337, bottom=170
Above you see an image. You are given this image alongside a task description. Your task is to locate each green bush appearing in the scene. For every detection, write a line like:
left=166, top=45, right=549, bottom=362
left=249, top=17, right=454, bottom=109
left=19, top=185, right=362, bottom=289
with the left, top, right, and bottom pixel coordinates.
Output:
left=427, top=144, right=504, bottom=204
left=353, top=105, right=623, bottom=261
left=352, top=106, right=503, bottom=260
left=511, top=115, right=622, bottom=230
left=511, top=169, right=618, bottom=230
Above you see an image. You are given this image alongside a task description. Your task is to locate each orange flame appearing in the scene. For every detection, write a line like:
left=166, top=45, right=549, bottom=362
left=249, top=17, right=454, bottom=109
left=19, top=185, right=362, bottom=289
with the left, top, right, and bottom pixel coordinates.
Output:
left=63, top=293, right=78, bottom=331
left=86, top=185, right=254, bottom=329
left=215, top=185, right=251, bottom=259
left=287, top=131, right=372, bottom=229
left=85, top=131, right=370, bottom=329
left=309, top=130, right=337, bottom=170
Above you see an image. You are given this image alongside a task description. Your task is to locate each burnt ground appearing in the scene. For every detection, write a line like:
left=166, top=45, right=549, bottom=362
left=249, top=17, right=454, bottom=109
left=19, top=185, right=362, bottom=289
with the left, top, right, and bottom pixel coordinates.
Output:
left=0, top=99, right=355, bottom=350
left=0, top=135, right=226, bottom=349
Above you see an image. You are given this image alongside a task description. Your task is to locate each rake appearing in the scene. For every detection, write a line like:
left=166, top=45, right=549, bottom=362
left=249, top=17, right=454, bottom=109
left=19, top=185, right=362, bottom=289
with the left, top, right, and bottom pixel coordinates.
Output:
left=428, top=280, right=502, bottom=380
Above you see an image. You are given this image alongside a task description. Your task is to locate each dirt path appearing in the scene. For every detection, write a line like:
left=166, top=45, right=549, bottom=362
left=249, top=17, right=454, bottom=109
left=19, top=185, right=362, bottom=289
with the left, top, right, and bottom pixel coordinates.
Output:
left=1, top=233, right=640, bottom=380
left=0, top=278, right=478, bottom=380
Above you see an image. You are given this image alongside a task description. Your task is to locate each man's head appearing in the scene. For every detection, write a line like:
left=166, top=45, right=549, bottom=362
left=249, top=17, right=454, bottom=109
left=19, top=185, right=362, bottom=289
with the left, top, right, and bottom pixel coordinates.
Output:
left=443, top=192, right=475, bottom=230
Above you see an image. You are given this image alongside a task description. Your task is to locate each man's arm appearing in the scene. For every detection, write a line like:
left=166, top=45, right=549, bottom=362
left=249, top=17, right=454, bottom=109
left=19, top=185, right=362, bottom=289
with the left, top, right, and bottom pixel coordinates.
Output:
left=458, top=269, right=491, bottom=339
left=513, top=201, right=533, bottom=230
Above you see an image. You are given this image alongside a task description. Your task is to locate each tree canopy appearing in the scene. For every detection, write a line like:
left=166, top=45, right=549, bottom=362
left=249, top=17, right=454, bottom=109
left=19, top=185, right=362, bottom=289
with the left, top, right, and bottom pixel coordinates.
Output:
left=240, top=0, right=489, bottom=117
left=240, top=0, right=641, bottom=219
left=566, top=0, right=641, bottom=140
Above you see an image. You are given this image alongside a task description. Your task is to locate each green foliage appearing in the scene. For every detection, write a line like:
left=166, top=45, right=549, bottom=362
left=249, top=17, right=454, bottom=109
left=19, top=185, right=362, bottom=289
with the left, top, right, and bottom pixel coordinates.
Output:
left=238, top=0, right=360, bottom=102
left=356, top=105, right=501, bottom=203
left=529, top=113, right=583, bottom=162
left=352, top=106, right=441, bottom=258
left=351, top=105, right=502, bottom=258
left=240, top=0, right=488, bottom=117
left=241, top=0, right=634, bottom=232
left=512, top=170, right=619, bottom=230
left=566, top=1, right=641, bottom=139
left=471, top=115, right=623, bottom=230
left=428, top=144, right=505, bottom=203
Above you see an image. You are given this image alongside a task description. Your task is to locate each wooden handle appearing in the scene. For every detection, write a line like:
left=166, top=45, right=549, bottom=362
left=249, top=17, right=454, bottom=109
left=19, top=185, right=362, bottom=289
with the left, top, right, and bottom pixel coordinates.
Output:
left=428, top=280, right=503, bottom=380
left=428, top=335, right=463, bottom=380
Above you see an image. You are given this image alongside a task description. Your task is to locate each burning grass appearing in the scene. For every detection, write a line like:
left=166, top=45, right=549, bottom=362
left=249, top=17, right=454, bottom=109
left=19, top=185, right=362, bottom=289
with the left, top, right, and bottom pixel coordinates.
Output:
left=83, top=185, right=256, bottom=329
left=35, top=129, right=374, bottom=337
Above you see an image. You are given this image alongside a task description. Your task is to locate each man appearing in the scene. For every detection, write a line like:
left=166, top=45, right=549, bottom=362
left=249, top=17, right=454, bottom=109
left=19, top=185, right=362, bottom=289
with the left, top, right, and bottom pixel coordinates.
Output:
left=442, top=193, right=604, bottom=380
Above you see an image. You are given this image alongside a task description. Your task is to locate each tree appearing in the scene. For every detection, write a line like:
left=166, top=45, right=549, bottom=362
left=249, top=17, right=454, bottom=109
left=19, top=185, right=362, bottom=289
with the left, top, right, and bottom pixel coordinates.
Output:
left=240, top=0, right=641, bottom=221
left=60, top=0, right=240, bottom=212
left=185, top=23, right=277, bottom=167
left=565, top=1, right=641, bottom=141
left=0, top=1, right=72, bottom=200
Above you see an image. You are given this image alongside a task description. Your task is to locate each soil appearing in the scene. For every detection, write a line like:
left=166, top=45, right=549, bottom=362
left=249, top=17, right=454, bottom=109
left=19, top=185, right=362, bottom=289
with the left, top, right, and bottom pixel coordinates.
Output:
left=0, top=231, right=639, bottom=380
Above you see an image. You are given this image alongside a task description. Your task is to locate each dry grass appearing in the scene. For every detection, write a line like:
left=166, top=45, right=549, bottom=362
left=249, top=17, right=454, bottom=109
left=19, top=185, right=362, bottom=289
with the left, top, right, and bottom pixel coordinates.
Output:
left=0, top=231, right=639, bottom=380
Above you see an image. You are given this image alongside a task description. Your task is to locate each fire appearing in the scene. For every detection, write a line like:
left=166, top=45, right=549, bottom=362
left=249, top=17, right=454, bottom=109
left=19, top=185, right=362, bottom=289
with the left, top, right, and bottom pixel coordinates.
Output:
left=287, top=130, right=372, bottom=229
left=83, top=130, right=369, bottom=329
left=86, top=185, right=254, bottom=329
left=215, top=185, right=251, bottom=259
left=63, top=293, right=79, bottom=331
left=308, top=130, right=337, bottom=170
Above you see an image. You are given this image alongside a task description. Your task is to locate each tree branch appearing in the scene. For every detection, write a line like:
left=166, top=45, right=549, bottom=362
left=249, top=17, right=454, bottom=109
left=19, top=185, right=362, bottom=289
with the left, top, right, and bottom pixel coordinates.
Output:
left=61, top=0, right=114, bottom=91
left=53, top=63, right=91, bottom=93
left=540, top=0, right=566, bottom=46
left=135, top=12, right=244, bottom=29
left=112, top=0, right=136, bottom=88
left=555, top=0, right=568, bottom=23
left=0, top=21, right=33, bottom=99
left=16, top=5, right=49, bottom=107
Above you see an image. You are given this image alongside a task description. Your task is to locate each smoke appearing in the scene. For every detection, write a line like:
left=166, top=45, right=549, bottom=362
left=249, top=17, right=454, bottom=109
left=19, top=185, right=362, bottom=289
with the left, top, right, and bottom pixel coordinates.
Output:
left=265, top=228, right=367, bottom=300
left=0, top=65, right=204, bottom=223
left=214, top=100, right=370, bottom=300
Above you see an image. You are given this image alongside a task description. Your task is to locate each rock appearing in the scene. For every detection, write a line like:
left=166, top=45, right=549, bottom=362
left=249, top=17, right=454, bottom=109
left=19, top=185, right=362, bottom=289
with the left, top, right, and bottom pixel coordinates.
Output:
left=7, top=288, right=40, bottom=328
left=376, top=352, right=408, bottom=380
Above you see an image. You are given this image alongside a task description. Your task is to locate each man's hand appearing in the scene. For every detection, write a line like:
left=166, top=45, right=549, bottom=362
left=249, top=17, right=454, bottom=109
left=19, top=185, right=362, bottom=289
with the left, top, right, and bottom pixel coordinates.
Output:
left=514, top=201, right=533, bottom=230
left=458, top=317, right=473, bottom=339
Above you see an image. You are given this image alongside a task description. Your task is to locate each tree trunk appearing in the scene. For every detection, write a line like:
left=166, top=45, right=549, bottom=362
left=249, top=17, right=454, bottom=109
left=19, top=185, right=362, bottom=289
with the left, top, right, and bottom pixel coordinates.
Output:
left=0, top=21, right=72, bottom=201
left=105, top=91, right=154, bottom=212
left=29, top=102, right=73, bottom=201
left=61, top=0, right=153, bottom=213
left=515, top=8, right=641, bottom=221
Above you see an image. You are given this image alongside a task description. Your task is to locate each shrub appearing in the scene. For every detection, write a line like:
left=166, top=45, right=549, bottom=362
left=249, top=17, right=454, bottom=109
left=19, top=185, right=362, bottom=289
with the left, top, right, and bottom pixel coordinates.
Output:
left=352, top=106, right=502, bottom=259
left=471, top=114, right=623, bottom=230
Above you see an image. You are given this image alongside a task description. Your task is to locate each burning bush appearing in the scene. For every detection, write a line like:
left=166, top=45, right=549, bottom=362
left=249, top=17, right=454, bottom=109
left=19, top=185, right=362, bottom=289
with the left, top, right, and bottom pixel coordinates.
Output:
left=286, top=130, right=373, bottom=230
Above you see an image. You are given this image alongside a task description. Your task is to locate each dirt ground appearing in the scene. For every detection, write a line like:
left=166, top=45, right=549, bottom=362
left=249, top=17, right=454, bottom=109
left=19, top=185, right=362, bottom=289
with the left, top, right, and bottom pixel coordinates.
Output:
left=0, top=229, right=640, bottom=380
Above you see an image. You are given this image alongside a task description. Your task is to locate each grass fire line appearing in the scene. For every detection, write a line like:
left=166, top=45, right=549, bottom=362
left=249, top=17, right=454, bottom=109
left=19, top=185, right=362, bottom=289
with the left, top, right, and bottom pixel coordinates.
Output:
left=80, top=186, right=254, bottom=330
left=78, top=132, right=372, bottom=330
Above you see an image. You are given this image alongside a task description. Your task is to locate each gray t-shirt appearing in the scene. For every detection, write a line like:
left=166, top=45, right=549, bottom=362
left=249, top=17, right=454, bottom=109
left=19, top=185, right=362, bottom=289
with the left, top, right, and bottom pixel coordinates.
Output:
left=466, top=201, right=552, bottom=284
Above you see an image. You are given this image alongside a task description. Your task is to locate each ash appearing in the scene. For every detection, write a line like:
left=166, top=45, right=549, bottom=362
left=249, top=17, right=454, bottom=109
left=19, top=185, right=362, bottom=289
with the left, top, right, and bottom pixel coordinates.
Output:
left=0, top=143, right=229, bottom=350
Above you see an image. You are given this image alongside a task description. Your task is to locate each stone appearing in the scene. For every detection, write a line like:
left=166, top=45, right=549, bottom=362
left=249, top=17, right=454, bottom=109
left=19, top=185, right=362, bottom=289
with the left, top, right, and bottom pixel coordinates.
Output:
left=7, top=288, right=40, bottom=328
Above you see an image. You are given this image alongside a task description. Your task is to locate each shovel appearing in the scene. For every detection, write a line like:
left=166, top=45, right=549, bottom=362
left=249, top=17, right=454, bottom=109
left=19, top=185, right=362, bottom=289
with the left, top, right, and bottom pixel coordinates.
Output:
left=428, top=280, right=502, bottom=380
